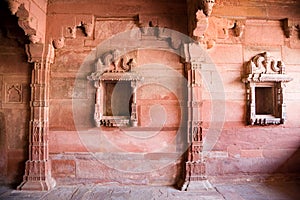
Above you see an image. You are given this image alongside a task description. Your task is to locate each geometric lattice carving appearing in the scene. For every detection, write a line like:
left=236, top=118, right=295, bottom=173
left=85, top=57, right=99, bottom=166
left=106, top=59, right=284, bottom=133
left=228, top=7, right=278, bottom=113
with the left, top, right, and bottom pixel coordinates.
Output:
left=242, top=52, right=293, bottom=125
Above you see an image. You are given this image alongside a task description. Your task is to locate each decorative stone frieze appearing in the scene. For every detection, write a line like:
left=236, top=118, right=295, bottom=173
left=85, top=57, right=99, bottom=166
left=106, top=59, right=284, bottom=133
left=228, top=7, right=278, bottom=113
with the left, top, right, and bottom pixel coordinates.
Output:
left=242, top=52, right=293, bottom=125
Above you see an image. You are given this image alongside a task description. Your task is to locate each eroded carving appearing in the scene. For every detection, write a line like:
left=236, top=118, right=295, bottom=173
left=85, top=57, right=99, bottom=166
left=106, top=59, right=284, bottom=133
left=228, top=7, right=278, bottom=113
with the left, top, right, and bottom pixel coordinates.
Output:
left=282, top=18, right=300, bottom=39
left=6, top=0, right=21, bottom=15
left=52, top=37, right=65, bottom=49
left=243, top=52, right=293, bottom=83
left=6, top=84, right=22, bottom=103
left=233, top=20, right=245, bottom=37
left=199, top=0, right=215, bottom=17
left=82, top=22, right=94, bottom=37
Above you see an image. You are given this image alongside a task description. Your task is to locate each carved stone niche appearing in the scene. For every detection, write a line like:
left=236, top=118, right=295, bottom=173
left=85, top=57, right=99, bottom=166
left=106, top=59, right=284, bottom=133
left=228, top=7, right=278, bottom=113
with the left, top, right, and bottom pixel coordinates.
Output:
left=88, top=50, right=143, bottom=127
left=242, top=52, right=293, bottom=125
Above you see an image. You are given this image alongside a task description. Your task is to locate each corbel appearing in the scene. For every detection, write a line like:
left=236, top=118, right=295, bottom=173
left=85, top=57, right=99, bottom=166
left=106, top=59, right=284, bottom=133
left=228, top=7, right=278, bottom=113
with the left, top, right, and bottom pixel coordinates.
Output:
left=282, top=18, right=300, bottom=39
left=25, top=42, right=44, bottom=63
left=52, top=37, right=65, bottom=49
left=198, top=0, right=215, bottom=17
left=51, top=15, right=95, bottom=49
left=6, top=0, right=43, bottom=44
left=6, top=0, right=21, bottom=15
left=233, top=20, right=245, bottom=37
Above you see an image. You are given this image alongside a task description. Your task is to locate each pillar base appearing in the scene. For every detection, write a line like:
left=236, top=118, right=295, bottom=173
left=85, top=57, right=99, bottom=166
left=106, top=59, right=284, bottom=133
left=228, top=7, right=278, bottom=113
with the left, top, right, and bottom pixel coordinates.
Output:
left=180, top=179, right=214, bottom=191
left=18, top=176, right=56, bottom=191
left=17, top=160, right=56, bottom=191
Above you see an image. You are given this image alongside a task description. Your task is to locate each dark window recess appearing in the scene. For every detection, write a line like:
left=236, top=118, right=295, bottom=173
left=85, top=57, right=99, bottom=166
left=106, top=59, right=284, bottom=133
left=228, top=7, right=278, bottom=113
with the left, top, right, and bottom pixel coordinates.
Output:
left=105, top=81, right=132, bottom=117
left=255, top=87, right=274, bottom=115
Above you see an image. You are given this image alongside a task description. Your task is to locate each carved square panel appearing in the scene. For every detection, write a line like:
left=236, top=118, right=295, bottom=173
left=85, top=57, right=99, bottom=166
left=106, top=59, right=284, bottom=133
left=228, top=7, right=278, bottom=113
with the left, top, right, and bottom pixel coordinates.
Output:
left=2, top=76, right=30, bottom=108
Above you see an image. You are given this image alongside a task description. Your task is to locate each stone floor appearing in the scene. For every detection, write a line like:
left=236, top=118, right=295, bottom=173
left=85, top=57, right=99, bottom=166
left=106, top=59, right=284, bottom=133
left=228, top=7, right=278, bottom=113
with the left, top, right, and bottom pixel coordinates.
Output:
left=0, top=181, right=299, bottom=200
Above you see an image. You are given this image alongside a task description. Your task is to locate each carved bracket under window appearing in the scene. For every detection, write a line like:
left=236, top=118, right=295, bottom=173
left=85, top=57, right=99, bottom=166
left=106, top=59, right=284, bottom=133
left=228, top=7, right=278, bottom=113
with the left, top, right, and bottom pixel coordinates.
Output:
left=88, top=50, right=143, bottom=127
left=242, top=52, right=293, bottom=125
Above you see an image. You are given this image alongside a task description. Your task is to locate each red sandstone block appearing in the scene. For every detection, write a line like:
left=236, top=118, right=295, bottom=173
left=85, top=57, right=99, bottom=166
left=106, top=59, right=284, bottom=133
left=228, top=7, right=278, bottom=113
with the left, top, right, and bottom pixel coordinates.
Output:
left=227, top=145, right=241, bottom=158
left=244, top=20, right=284, bottom=46
left=208, top=44, right=243, bottom=64
left=240, top=150, right=263, bottom=158
left=225, top=101, right=245, bottom=122
left=213, top=6, right=267, bottom=18
left=32, top=0, right=48, bottom=13
left=283, top=47, right=300, bottom=65
left=52, top=160, right=76, bottom=178
left=49, top=131, right=88, bottom=153
left=262, top=149, right=296, bottom=160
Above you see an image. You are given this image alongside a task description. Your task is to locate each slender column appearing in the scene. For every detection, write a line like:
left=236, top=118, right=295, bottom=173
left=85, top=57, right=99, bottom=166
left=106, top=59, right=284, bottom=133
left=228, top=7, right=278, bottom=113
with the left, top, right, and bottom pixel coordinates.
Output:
left=279, top=82, right=287, bottom=123
left=94, top=80, right=102, bottom=127
left=131, top=81, right=138, bottom=127
left=18, top=43, right=56, bottom=191
left=249, top=83, right=256, bottom=125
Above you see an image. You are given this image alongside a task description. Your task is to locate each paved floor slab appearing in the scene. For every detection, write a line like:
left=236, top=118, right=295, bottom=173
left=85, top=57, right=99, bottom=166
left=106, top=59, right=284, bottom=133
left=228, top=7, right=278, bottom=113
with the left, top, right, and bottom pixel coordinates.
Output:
left=0, top=181, right=299, bottom=200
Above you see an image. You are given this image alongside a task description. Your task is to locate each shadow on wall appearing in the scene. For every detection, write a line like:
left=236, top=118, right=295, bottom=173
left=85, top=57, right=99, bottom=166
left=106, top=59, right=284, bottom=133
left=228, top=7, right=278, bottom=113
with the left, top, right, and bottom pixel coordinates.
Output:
left=271, top=147, right=300, bottom=179
left=0, top=112, right=7, bottom=184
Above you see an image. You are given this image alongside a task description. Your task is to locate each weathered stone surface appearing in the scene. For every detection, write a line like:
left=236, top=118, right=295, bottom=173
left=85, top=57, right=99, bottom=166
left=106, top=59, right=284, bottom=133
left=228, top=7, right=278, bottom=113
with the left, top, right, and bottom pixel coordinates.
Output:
left=2, top=0, right=300, bottom=190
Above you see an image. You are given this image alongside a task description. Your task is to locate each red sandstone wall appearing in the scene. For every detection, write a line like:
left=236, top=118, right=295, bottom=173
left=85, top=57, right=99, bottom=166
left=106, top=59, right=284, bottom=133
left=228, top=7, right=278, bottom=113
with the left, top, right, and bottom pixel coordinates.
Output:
left=203, top=2, right=300, bottom=178
left=45, top=0, right=300, bottom=185
left=47, top=0, right=188, bottom=185
left=0, top=1, right=31, bottom=185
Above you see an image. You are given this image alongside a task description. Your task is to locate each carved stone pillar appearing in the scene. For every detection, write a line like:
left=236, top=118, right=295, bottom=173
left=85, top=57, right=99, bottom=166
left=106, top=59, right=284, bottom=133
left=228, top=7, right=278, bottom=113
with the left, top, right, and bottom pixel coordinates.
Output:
left=18, top=43, right=56, bottom=191
left=180, top=43, right=213, bottom=191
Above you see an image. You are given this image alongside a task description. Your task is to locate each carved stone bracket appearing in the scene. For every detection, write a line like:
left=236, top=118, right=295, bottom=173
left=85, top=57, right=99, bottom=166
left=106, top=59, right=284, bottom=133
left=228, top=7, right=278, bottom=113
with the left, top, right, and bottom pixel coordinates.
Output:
left=6, top=0, right=43, bottom=43
left=51, top=15, right=95, bottom=49
left=242, top=52, right=293, bottom=125
left=282, top=18, right=300, bottom=39
left=199, top=0, right=215, bottom=17
left=193, top=14, right=243, bottom=49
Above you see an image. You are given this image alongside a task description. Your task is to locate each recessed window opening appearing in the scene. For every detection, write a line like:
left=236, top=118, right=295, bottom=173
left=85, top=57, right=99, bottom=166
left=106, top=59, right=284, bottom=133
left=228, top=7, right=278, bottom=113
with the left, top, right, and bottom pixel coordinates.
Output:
left=105, top=81, right=132, bottom=117
left=255, top=87, right=274, bottom=115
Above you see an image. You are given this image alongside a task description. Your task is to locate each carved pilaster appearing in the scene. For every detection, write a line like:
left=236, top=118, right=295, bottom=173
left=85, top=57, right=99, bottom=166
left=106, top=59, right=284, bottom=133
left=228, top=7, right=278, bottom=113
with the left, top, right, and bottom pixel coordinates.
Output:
left=179, top=43, right=213, bottom=191
left=18, top=44, right=56, bottom=191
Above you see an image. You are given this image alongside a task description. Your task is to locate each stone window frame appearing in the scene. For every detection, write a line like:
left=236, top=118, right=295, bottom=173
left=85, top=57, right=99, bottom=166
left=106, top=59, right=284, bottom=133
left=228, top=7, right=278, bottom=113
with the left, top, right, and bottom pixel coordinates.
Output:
left=88, top=50, right=143, bottom=127
left=242, top=52, right=293, bottom=125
